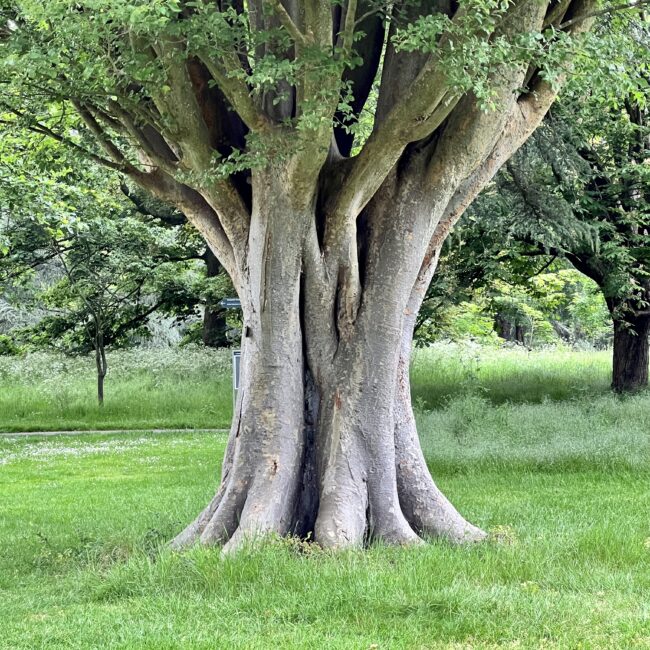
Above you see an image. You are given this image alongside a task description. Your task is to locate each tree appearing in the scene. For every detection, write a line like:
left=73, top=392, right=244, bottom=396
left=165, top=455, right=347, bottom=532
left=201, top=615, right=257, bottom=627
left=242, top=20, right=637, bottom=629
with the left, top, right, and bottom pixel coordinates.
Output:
left=36, top=215, right=190, bottom=404
left=416, top=212, right=612, bottom=348
left=422, top=13, right=649, bottom=388
left=0, top=125, right=233, bottom=368
left=462, top=91, right=650, bottom=390
left=1, top=0, right=626, bottom=551
left=508, top=14, right=650, bottom=391
left=1, top=187, right=197, bottom=406
left=506, top=105, right=650, bottom=390
left=0, top=129, right=221, bottom=401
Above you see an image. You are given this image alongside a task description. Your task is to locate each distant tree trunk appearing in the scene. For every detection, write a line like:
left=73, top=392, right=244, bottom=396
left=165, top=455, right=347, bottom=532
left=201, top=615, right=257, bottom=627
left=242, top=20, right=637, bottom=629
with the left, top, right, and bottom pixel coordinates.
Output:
left=566, top=261, right=649, bottom=392
left=515, top=323, right=526, bottom=345
left=202, top=248, right=229, bottom=348
left=95, top=330, right=107, bottom=406
left=494, top=313, right=512, bottom=340
left=494, top=314, right=526, bottom=343
left=612, top=313, right=650, bottom=392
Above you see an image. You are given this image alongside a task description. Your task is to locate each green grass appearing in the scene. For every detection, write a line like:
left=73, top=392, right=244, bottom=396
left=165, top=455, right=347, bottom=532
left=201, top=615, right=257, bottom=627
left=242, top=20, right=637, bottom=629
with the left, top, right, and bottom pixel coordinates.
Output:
left=0, top=343, right=613, bottom=432
left=0, top=347, right=233, bottom=432
left=1, top=377, right=650, bottom=648
left=411, top=343, right=612, bottom=408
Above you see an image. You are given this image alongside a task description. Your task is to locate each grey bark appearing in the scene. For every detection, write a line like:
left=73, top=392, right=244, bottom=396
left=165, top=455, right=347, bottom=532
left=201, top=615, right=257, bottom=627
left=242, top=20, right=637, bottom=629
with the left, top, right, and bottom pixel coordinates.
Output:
left=171, top=159, right=488, bottom=552
left=169, top=0, right=570, bottom=545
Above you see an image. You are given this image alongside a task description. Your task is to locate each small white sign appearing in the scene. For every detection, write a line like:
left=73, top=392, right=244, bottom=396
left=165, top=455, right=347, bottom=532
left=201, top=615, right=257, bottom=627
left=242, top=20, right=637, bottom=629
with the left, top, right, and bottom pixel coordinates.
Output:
left=232, top=350, right=241, bottom=391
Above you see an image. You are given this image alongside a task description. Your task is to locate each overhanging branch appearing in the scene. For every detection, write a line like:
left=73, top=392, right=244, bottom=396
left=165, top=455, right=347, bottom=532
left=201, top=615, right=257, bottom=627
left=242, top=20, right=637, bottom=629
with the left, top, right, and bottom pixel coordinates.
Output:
left=0, top=108, right=126, bottom=173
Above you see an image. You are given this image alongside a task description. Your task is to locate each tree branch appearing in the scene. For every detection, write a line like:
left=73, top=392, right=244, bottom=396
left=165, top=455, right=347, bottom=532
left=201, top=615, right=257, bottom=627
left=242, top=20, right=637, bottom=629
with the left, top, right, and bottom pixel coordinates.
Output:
left=107, top=100, right=180, bottom=176
left=559, top=0, right=649, bottom=29
left=267, top=0, right=308, bottom=46
left=128, top=168, right=240, bottom=288
left=71, top=100, right=138, bottom=172
left=338, top=0, right=359, bottom=55
left=196, top=51, right=270, bottom=131
left=529, top=253, right=558, bottom=278
left=0, top=109, right=125, bottom=172
left=329, top=2, right=507, bottom=227
left=518, top=0, right=600, bottom=125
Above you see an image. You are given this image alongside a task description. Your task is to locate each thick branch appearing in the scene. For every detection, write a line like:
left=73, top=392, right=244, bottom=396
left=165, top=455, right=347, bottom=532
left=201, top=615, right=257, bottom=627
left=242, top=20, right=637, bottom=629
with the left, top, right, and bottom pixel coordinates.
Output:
left=268, top=0, right=308, bottom=46
left=107, top=100, right=180, bottom=176
left=330, top=1, right=511, bottom=225
left=129, top=169, right=239, bottom=288
left=197, top=51, right=270, bottom=131
left=559, top=0, right=649, bottom=29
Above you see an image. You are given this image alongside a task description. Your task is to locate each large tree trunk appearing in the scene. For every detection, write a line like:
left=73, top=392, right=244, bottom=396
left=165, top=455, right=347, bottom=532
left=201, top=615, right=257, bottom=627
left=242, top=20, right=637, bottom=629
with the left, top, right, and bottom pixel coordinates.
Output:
left=18, top=0, right=599, bottom=555
left=171, top=165, right=486, bottom=552
left=612, top=314, right=650, bottom=392
left=165, top=0, right=592, bottom=553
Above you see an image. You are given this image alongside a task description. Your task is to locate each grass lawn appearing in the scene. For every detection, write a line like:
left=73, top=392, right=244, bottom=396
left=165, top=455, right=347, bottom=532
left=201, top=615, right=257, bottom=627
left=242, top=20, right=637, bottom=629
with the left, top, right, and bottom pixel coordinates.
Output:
left=1, top=375, right=650, bottom=648
left=0, top=343, right=613, bottom=432
left=0, top=347, right=233, bottom=432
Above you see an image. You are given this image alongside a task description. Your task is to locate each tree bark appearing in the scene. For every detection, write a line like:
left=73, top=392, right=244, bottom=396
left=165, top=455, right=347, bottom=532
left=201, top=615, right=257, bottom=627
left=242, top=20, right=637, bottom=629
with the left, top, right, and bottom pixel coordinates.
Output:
left=612, top=314, right=650, bottom=392
left=165, top=0, right=583, bottom=549
left=170, top=164, right=486, bottom=552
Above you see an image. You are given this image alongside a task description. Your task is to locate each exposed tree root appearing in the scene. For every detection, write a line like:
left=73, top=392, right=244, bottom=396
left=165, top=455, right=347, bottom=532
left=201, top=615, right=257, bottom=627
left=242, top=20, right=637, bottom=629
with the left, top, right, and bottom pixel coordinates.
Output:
left=171, top=340, right=485, bottom=553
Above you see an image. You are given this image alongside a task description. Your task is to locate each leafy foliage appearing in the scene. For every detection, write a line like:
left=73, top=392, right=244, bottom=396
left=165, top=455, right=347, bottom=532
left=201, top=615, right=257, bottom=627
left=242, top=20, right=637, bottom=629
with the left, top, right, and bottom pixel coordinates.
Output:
left=0, top=125, right=232, bottom=360
left=421, top=12, right=649, bottom=348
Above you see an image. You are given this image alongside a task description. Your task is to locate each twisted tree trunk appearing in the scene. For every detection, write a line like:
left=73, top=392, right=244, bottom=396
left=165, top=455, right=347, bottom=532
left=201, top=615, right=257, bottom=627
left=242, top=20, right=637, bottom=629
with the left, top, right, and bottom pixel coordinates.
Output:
left=170, top=161, right=489, bottom=552
left=1, top=0, right=600, bottom=555
left=37, top=0, right=593, bottom=555
left=167, top=0, right=583, bottom=549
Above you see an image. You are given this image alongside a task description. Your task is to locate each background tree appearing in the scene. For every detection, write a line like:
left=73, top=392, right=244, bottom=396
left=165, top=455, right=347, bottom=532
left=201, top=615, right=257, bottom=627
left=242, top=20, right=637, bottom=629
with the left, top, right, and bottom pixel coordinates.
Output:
left=0, top=126, right=235, bottom=367
left=418, top=250, right=611, bottom=347
left=506, top=102, right=650, bottom=391
left=38, top=215, right=197, bottom=405
left=0, top=128, right=238, bottom=405
left=422, top=14, right=649, bottom=389
left=1, top=0, right=631, bottom=551
left=0, top=178, right=199, bottom=404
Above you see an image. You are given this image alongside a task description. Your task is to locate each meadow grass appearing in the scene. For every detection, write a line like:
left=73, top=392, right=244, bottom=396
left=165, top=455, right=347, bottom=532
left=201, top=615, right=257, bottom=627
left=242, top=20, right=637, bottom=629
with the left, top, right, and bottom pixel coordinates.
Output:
left=0, top=343, right=612, bottom=432
left=410, top=342, right=612, bottom=408
left=0, top=346, right=233, bottom=432
left=1, top=359, right=649, bottom=648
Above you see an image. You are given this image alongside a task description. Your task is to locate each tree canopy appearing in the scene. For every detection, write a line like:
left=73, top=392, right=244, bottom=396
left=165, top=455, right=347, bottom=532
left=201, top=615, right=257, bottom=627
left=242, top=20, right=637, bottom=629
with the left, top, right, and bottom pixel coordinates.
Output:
left=0, top=0, right=608, bottom=287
